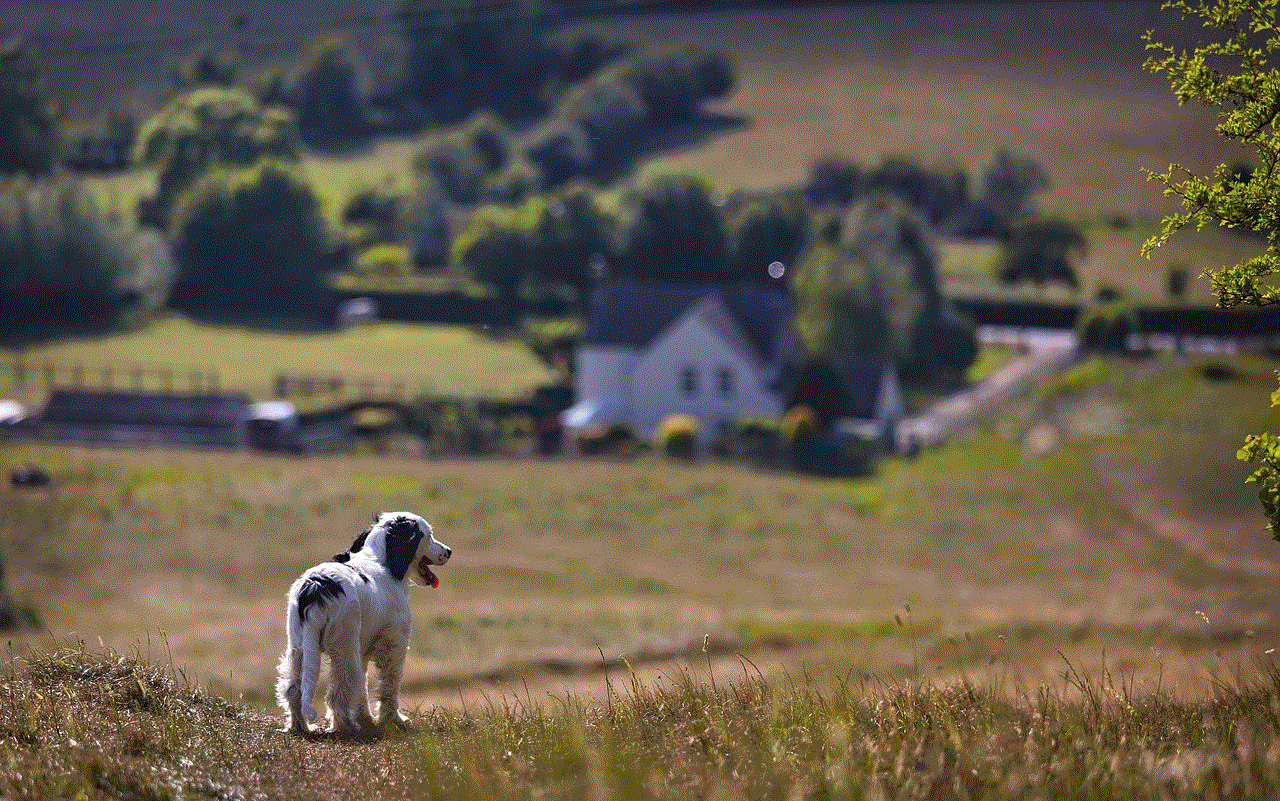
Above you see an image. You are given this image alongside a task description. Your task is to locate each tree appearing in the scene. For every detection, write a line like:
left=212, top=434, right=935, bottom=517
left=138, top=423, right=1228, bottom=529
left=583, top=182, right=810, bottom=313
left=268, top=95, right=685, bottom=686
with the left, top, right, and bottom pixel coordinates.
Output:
left=729, top=192, right=810, bottom=282
left=977, top=146, right=1049, bottom=228
left=168, top=161, right=327, bottom=316
left=293, top=37, right=369, bottom=145
left=0, top=39, right=62, bottom=175
left=792, top=194, right=936, bottom=364
left=0, top=176, right=174, bottom=327
left=134, top=88, right=301, bottom=230
left=451, top=202, right=538, bottom=324
left=997, top=217, right=1086, bottom=289
left=791, top=192, right=974, bottom=375
left=1143, top=0, right=1280, bottom=537
left=619, top=172, right=730, bottom=282
left=531, top=184, right=618, bottom=305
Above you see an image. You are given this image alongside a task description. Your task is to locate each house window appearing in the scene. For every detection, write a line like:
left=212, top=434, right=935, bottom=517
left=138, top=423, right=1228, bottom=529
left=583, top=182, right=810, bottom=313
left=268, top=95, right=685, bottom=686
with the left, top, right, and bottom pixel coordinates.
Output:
left=716, top=367, right=734, bottom=398
left=681, top=365, right=698, bottom=397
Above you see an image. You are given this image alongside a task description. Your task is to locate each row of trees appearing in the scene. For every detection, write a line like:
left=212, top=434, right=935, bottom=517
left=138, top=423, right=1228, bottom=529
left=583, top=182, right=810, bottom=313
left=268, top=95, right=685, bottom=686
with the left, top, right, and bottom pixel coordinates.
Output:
left=451, top=169, right=976, bottom=378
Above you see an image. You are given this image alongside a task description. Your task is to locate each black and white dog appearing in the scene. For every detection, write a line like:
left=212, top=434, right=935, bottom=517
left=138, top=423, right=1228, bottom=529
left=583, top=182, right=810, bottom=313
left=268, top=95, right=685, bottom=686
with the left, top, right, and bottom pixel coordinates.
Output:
left=276, top=512, right=451, bottom=736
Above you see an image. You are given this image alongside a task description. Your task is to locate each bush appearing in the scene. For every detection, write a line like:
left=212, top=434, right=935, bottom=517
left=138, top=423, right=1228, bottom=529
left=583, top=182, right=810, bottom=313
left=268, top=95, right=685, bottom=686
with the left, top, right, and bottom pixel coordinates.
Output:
left=781, top=405, right=819, bottom=451
left=575, top=423, right=645, bottom=458
left=524, top=120, right=593, bottom=189
left=1077, top=300, right=1137, bottom=352
left=658, top=413, right=700, bottom=459
left=168, top=160, right=328, bottom=315
left=354, top=244, right=413, bottom=277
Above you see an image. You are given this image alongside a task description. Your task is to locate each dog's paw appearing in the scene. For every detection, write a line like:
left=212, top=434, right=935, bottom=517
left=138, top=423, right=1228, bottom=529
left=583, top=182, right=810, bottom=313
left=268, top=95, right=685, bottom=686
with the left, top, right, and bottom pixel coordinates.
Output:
left=380, top=711, right=416, bottom=733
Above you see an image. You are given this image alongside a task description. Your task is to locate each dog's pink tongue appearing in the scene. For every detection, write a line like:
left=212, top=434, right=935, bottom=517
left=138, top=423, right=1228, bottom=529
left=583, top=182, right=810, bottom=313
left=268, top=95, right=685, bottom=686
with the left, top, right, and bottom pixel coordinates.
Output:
left=418, top=555, right=439, bottom=589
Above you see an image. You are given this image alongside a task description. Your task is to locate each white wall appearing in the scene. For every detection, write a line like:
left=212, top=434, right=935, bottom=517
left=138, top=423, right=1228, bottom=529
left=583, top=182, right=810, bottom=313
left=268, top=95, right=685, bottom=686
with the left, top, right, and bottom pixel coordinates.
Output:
left=629, top=316, right=782, bottom=444
left=577, top=346, right=639, bottom=400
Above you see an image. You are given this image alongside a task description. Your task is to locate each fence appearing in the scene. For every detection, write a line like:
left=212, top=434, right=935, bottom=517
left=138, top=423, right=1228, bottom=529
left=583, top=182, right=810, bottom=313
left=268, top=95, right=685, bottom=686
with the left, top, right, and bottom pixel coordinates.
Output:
left=5, top=359, right=222, bottom=395
left=272, top=372, right=409, bottom=401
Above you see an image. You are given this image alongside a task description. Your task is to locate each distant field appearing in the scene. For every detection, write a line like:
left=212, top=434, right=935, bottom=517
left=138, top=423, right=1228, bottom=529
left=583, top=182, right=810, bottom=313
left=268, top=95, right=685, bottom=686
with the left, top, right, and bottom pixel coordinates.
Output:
left=0, top=316, right=555, bottom=403
left=2, top=352, right=1275, bottom=709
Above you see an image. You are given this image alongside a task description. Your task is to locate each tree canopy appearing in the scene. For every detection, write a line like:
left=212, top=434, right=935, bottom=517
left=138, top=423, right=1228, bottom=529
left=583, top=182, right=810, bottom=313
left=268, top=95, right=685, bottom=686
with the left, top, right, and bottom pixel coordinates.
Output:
left=168, top=161, right=327, bottom=316
left=1143, top=0, right=1280, bottom=537
left=135, top=88, right=303, bottom=231
left=0, top=39, right=62, bottom=176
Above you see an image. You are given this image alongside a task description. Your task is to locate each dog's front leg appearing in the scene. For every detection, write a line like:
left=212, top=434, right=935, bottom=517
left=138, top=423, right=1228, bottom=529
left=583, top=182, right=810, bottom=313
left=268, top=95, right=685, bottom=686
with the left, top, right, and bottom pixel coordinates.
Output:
left=372, top=640, right=411, bottom=728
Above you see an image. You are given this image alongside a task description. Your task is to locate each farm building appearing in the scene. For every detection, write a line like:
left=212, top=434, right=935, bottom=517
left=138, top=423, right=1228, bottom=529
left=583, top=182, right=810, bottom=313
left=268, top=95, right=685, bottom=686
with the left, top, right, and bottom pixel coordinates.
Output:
left=563, top=279, right=902, bottom=450
left=35, top=389, right=251, bottom=448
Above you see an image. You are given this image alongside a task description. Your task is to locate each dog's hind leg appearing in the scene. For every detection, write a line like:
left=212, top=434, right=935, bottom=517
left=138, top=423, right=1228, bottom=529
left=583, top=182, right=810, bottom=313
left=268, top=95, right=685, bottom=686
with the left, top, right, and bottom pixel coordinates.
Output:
left=327, top=635, right=372, bottom=736
left=276, top=647, right=311, bottom=735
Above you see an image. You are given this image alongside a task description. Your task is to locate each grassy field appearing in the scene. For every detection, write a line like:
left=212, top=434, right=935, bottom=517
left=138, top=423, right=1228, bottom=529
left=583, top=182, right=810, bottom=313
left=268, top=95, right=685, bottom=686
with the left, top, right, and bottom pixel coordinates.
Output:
left=0, top=315, right=555, bottom=404
left=3, top=645, right=1279, bottom=800
left=2, top=352, right=1275, bottom=709
left=1, top=351, right=1278, bottom=798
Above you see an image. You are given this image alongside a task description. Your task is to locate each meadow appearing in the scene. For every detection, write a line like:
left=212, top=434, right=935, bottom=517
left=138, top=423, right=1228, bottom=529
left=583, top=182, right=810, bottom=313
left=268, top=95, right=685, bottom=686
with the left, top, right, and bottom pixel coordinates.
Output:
left=2, top=352, right=1275, bottom=708
left=1, top=350, right=1278, bottom=798
left=0, top=316, right=555, bottom=405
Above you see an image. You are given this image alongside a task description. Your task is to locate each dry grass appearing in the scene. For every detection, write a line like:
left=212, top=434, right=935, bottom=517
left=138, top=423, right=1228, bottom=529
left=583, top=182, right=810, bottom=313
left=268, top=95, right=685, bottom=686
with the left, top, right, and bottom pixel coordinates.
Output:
left=1, top=353, right=1276, bottom=716
left=3, top=643, right=1279, bottom=800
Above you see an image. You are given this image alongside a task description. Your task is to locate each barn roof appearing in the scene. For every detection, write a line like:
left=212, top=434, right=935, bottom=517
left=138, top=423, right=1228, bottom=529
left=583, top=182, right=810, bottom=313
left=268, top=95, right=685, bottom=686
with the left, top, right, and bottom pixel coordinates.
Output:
left=41, top=390, right=250, bottom=428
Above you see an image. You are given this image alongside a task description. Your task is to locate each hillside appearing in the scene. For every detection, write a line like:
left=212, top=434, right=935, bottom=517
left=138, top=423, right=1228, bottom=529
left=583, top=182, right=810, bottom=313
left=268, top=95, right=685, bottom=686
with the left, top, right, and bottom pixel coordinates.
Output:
left=5, top=645, right=1279, bottom=800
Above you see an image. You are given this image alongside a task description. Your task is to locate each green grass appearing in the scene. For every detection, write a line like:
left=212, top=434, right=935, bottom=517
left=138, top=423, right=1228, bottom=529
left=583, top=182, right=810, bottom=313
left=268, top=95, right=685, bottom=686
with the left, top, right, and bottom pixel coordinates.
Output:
left=0, top=315, right=555, bottom=403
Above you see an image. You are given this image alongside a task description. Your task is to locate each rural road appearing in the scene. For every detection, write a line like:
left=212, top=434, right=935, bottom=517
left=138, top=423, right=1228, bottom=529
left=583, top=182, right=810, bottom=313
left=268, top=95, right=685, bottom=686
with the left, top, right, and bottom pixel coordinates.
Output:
left=894, top=328, right=1080, bottom=453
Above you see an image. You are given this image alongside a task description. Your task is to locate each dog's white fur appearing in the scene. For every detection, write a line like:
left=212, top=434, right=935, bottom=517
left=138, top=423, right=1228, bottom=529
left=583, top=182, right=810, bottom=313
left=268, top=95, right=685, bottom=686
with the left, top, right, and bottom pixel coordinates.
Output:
left=276, top=511, right=451, bottom=736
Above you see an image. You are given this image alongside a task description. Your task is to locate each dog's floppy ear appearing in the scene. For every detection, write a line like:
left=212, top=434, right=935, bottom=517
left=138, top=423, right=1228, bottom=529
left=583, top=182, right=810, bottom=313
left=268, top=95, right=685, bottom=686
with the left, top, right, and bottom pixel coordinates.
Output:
left=332, top=528, right=370, bottom=562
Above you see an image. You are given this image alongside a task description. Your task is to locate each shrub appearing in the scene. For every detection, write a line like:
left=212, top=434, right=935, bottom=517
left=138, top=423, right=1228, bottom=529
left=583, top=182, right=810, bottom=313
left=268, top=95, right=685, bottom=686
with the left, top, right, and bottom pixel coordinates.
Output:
left=658, top=413, right=700, bottom=459
left=575, top=423, right=645, bottom=458
left=354, top=243, right=413, bottom=277
left=1077, top=300, right=1137, bottom=352
left=781, top=404, right=819, bottom=451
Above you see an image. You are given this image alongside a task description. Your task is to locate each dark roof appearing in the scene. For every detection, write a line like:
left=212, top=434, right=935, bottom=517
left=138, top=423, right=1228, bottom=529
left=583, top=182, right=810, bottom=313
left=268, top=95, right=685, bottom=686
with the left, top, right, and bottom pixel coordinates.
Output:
left=583, top=280, right=800, bottom=365
left=42, top=390, right=250, bottom=428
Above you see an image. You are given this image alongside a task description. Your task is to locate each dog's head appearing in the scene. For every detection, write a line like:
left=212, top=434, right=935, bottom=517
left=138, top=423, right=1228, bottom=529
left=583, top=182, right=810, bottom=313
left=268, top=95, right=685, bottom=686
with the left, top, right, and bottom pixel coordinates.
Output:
left=335, top=512, right=451, bottom=585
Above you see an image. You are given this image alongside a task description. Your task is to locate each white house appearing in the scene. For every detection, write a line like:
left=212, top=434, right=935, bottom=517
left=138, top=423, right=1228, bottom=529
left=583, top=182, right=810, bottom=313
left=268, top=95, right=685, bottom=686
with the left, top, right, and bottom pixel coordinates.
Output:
left=562, top=280, right=803, bottom=449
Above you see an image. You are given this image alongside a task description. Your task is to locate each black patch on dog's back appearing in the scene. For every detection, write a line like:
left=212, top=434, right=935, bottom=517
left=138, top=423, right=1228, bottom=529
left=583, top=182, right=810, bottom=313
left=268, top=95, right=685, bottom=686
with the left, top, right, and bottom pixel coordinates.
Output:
left=332, top=529, right=370, bottom=563
left=297, top=573, right=344, bottom=624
